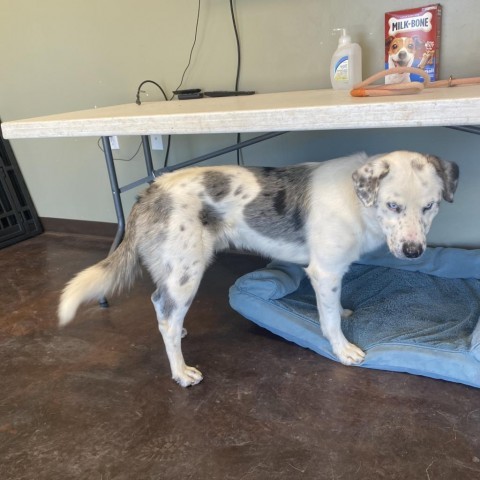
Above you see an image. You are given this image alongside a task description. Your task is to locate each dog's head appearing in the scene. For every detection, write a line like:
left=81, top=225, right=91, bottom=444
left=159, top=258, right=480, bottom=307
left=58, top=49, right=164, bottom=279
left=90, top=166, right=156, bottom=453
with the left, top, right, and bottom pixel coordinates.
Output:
left=352, top=151, right=459, bottom=259
left=385, top=36, right=422, bottom=67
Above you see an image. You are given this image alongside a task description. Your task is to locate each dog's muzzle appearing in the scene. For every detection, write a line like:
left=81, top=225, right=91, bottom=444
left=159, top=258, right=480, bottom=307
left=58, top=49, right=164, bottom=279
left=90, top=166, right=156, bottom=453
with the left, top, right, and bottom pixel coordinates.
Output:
left=393, top=51, right=410, bottom=67
left=402, top=242, right=424, bottom=259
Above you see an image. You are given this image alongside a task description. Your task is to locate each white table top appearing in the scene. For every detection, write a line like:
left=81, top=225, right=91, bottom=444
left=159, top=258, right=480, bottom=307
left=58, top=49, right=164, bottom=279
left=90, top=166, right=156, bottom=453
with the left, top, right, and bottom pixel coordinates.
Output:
left=2, top=86, right=480, bottom=139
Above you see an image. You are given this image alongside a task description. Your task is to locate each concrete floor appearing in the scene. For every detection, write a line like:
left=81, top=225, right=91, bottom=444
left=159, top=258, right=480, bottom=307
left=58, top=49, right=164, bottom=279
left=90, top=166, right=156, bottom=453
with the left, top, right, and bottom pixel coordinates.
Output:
left=1, top=233, right=479, bottom=479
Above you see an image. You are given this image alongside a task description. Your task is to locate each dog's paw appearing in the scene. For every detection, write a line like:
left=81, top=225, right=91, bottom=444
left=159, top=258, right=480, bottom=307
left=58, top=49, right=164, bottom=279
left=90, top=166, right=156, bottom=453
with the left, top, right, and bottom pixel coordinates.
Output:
left=334, top=342, right=365, bottom=365
left=174, top=365, right=203, bottom=387
left=341, top=308, right=353, bottom=318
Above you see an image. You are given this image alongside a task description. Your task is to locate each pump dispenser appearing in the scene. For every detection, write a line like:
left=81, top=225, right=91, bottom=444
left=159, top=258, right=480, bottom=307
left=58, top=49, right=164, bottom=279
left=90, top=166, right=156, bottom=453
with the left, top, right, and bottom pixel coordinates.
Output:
left=330, top=28, right=362, bottom=90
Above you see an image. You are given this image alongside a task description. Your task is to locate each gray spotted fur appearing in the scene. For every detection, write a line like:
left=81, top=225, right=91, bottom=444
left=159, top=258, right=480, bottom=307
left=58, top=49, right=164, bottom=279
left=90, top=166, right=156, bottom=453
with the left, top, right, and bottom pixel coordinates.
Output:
left=243, top=165, right=314, bottom=244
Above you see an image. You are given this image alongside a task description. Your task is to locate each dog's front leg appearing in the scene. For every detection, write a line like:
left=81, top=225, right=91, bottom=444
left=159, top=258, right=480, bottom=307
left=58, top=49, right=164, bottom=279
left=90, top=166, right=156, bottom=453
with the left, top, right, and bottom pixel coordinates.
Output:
left=306, top=264, right=365, bottom=365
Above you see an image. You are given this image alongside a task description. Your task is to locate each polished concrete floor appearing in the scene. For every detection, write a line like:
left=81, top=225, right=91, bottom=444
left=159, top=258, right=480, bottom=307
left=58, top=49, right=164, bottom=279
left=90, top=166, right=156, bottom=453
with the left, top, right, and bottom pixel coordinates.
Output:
left=1, top=233, right=479, bottom=479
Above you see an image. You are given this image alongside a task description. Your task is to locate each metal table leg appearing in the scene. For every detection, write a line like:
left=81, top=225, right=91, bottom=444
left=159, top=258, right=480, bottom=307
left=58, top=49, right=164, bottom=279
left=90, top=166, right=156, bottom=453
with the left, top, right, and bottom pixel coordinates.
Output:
left=101, top=136, right=126, bottom=254
left=99, top=136, right=126, bottom=307
left=141, top=135, right=155, bottom=181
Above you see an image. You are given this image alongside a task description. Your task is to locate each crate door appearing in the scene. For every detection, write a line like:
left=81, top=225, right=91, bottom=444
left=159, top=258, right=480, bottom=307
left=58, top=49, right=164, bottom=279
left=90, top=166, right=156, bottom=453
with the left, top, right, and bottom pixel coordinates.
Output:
left=0, top=130, right=42, bottom=248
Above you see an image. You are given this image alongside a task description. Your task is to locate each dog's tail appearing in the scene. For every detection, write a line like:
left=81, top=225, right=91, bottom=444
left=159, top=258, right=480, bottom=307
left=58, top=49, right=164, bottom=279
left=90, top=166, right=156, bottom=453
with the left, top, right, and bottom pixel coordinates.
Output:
left=58, top=221, right=140, bottom=327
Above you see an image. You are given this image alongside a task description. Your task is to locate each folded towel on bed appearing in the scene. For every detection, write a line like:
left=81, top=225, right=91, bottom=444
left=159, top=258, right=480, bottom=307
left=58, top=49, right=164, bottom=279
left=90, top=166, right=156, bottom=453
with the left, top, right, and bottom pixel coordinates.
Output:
left=229, top=247, right=480, bottom=388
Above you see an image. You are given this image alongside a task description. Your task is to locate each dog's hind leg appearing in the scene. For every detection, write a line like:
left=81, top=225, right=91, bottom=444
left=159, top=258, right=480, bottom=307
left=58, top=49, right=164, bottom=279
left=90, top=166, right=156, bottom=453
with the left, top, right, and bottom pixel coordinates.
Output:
left=151, top=264, right=206, bottom=387
left=306, top=263, right=365, bottom=366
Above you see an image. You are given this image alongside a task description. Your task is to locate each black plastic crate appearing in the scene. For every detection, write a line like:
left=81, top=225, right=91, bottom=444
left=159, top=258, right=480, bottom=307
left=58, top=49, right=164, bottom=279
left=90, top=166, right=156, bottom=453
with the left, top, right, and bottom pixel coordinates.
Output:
left=0, top=123, right=42, bottom=248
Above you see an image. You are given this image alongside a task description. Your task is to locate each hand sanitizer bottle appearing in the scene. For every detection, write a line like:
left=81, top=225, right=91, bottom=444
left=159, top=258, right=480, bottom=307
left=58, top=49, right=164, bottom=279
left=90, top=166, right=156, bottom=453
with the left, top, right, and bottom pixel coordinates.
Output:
left=330, top=28, right=362, bottom=90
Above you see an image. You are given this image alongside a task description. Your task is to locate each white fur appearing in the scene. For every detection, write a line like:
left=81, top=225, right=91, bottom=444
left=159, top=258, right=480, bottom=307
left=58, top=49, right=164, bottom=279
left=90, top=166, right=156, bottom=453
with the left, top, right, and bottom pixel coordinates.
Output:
left=58, top=151, right=457, bottom=387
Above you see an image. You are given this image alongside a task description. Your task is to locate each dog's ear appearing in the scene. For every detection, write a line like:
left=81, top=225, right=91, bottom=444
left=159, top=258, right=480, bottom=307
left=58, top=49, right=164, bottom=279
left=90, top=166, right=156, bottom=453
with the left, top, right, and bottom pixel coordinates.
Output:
left=352, top=159, right=390, bottom=207
left=426, top=155, right=459, bottom=202
left=385, top=35, right=395, bottom=48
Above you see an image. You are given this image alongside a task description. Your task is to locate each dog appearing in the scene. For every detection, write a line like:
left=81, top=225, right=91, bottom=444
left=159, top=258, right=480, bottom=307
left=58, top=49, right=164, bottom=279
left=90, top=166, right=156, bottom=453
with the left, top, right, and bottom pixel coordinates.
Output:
left=385, top=36, right=423, bottom=84
left=58, top=151, right=459, bottom=387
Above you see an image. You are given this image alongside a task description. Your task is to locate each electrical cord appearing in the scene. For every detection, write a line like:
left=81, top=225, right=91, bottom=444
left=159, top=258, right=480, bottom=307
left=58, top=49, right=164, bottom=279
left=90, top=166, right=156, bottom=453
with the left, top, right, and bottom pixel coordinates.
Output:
left=229, top=0, right=241, bottom=91
left=98, top=81, right=168, bottom=163
left=134, top=81, right=173, bottom=166
left=133, top=2, right=201, bottom=166
left=170, top=0, right=202, bottom=100
left=97, top=132, right=173, bottom=168
left=129, top=0, right=245, bottom=168
left=135, top=80, right=168, bottom=105
left=97, top=137, right=143, bottom=162
left=229, top=0, right=243, bottom=165
left=134, top=79, right=172, bottom=166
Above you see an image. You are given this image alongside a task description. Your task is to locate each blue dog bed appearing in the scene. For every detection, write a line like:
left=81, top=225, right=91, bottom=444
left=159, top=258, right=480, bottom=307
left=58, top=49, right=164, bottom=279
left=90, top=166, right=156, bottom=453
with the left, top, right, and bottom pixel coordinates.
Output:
left=229, top=247, right=480, bottom=388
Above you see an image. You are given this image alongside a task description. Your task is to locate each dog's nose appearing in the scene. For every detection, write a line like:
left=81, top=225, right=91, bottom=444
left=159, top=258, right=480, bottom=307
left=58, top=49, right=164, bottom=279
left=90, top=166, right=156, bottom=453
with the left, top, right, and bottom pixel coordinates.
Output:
left=398, top=51, right=407, bottom=60
left=402, top=242, right=424, bottom=259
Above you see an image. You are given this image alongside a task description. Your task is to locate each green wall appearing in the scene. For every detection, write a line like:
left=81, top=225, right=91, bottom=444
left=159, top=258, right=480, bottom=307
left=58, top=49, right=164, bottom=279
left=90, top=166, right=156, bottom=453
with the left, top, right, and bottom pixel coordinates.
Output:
left=0, top=0, right=479, bottom=246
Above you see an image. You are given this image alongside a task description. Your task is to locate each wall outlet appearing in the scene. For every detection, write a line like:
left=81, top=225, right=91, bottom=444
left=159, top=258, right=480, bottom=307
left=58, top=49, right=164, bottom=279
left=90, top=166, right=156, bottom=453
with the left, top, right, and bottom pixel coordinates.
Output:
left=109, top=136, right=120, bottom=150
left=150, top=134, right=164, bottom=150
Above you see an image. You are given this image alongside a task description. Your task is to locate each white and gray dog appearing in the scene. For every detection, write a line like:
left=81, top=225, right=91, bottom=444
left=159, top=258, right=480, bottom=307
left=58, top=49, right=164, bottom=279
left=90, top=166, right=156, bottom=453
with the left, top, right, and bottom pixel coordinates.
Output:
left=59, top=151, right=459, bottom=387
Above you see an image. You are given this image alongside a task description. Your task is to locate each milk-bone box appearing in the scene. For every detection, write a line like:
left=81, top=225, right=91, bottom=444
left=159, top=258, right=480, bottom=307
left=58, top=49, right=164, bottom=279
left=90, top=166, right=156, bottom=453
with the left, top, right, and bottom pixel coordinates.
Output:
left=385, top=4, right=442, bottom=84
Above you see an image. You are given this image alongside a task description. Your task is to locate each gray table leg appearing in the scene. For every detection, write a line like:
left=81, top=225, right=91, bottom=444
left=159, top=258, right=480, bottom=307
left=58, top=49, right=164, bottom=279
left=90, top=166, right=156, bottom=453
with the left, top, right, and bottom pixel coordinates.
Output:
left=100, top=136, right=126, bottom=307
left=101, top=136, right=126, bottom=254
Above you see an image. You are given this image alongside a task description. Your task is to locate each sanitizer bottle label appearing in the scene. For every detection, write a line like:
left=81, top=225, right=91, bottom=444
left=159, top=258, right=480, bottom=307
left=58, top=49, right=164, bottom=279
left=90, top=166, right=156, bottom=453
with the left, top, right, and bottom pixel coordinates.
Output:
left=334, top=56, right=349, bottom=82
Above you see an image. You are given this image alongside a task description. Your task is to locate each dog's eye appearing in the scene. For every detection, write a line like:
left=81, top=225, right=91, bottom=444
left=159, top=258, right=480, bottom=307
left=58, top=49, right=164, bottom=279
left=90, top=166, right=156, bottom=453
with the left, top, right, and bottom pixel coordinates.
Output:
left=387, top=202, right=401, bottom=213
left=423, top=202, right=435, bottom=213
